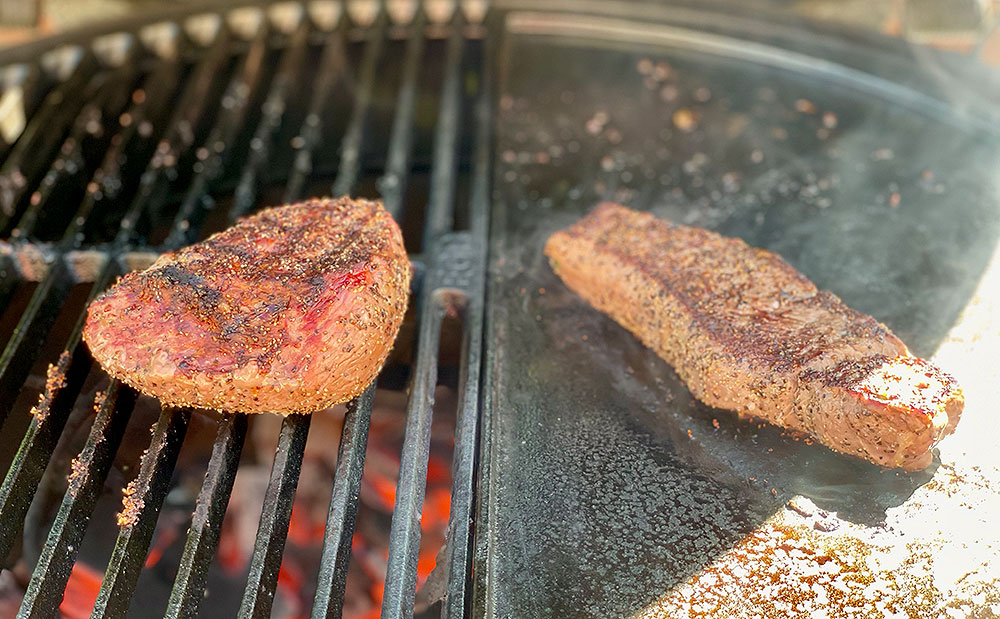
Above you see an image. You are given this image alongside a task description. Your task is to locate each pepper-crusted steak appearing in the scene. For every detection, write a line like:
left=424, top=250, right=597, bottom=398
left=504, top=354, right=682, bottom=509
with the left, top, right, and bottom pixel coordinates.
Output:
left=84, top=197, right=410, bottom=414
left=545, top=203, right=962, bottom=470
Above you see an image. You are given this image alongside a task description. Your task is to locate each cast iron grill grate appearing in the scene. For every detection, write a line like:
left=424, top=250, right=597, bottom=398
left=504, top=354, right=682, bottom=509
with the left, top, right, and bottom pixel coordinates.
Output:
left=0, top=2, right=490, bottom=617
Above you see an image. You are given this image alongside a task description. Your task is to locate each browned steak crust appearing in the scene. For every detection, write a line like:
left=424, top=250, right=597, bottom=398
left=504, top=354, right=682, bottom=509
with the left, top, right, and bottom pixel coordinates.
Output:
left=83, top=197, right=410, bottom=415
left=545, top=203, right=962, bottom=470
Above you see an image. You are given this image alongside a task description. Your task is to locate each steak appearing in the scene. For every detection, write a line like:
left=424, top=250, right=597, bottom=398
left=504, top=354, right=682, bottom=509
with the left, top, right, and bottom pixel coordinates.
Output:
left=83, top=197, right=410, bottom=415
left=544, top=203, right=962, bottom=470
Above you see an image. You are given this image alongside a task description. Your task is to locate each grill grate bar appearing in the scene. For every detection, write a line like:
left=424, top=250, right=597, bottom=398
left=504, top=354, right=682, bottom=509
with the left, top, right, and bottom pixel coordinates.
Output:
left=165, top=413, right=249, bottom=618
left=11, top=54, right=140, bottom=241
left=239, top=13, right=390, bottom=615
left=0, top=22, right=207, bottom=494
left=0, top=51, right=98, bottom=235
left=62, top=41, right=187, bottom=247
left=0, top=256, right=74, bottom=425
left=91, top=405, right=191, bottom=618
left=210, top=19, right=352, bottom=617
left=330, top=11, right=385, bottom=198
left=440, top=256, right=484, bottom=619
left=381, top=287, right=446, bottom=619
left=237, top=13, right=390, bottom=616
left=467, top=36, right=492, bottom=244
left=377, top=12, right=427, bottom=220
left=423, top=16, right=465, bottom=243
left=0, top=253, right=18, bottom=313
left=282, top=25, right=348, bottom=205
left=113, top=26, right=235, bottom=248
left=162, top=20, right=272, bottom=250
left=382, top=14, right=472, bottom=617
left=442, top=276, right=482, bottom=619
left=0, top=257, right=118, bottom=553
left=17, top=380, right=136, bottom=619
left=238, top=413, right=311, bottom=619
left=297, top=13, right=401, bottom=616
left=230, top=17, right=312, bottom=223
left=0, top=329, right=92, bottom=562
left=310, top=385, right=374, bottom=619
left=441, top=38, right=492, bottom=619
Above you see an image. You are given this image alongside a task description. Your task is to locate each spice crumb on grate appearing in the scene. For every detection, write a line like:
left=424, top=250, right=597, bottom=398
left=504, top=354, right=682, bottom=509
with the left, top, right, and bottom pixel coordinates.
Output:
left=117, top=478, right=145, bottom=527
left=66, top=454, right=89, bottom=497
left=29, top=350, right=71, bottom=420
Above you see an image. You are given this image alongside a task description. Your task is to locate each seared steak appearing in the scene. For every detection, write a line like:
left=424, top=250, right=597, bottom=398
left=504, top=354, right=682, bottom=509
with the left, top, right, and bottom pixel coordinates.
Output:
left=545, top=203, right=962, bottom=470
left=84, top=197, right=410, bottom=415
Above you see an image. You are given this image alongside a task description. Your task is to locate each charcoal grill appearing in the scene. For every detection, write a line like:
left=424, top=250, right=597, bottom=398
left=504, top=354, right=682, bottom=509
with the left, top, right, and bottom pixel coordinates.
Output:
left=1, top=1, right=1000, bottom=618
left=0, top=2, right=487, bottom=616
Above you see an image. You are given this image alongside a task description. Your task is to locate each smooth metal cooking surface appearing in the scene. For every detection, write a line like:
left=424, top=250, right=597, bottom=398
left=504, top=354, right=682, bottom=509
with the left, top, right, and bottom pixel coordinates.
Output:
left=476, top=7, right=1000, bottom=618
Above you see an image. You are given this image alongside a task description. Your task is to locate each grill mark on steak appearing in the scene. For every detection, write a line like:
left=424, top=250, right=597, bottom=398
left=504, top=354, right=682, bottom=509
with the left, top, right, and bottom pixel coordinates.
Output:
left=546, top=203, right=963, bottom=470
left=84, top=197, right=410, bottom=415
left=126, top=199, right=385, bottom=374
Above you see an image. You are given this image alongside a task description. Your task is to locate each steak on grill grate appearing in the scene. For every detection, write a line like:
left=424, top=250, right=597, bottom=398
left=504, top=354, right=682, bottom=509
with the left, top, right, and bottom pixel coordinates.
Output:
left=83, top=197, right=410, bottom=415
left=545, top=203, right=963, bottom=470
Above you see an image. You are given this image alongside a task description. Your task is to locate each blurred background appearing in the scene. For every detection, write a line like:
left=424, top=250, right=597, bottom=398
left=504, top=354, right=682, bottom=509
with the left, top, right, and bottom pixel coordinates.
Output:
left=1, top=0, right=1000, bottom=67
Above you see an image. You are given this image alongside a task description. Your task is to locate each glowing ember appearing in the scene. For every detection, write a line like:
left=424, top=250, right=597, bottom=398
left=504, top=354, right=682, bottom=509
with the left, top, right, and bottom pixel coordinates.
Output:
left=11, top=382, right=457, bottom=618
left=59, top=563, right=103, bottom=619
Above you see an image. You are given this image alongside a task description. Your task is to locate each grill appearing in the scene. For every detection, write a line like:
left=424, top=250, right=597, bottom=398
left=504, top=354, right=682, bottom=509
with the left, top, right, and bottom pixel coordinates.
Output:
left=1, top=1, right=1000, bottom=618
left=0, top=3, right=487, bottom=617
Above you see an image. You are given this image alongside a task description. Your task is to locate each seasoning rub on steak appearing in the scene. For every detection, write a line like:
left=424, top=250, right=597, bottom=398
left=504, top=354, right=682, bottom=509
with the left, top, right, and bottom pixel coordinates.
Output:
left=83, top=197, right=410, bottom=415
left=545, top=203, right=962, bottom=470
